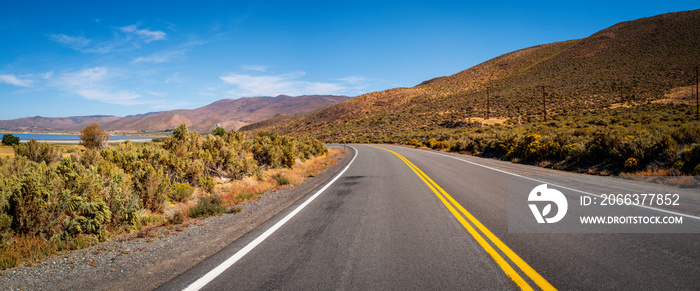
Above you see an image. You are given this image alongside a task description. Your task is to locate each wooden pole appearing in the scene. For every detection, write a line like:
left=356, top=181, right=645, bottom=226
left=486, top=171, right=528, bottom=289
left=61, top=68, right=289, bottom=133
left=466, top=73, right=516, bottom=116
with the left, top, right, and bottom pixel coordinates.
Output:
left=542, top=85, right=547, bottom=122
left=486, top=87, right=490, bottom=120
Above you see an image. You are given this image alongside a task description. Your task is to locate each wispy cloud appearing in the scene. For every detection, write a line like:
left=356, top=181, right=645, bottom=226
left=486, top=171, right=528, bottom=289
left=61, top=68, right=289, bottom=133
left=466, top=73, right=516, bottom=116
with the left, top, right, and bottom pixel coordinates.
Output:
left=337, top=76, right=367, bottom=85
left=49, top=24, right=167, bottom=54
left=0, top=74, right=34, bottom=87
left=132, top=49, right=186, bottom=64
left=119, top=25, right=166, bottom=43
left=49, top=34, right=91, bottom=50
left=55, top=67, right=146, bottom=105
left=49, top=34, right=115, bottom=53
left=165, top=72, right=182, bottom=84
left=240, top=65, right=269, bottom=72
left=220, top=71, right=349, bottom=97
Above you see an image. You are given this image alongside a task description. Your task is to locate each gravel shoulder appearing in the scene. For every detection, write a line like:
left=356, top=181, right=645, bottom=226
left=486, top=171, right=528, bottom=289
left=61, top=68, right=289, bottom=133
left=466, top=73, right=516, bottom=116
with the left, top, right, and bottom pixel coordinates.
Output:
left=0, top=145, right=354, bottom=291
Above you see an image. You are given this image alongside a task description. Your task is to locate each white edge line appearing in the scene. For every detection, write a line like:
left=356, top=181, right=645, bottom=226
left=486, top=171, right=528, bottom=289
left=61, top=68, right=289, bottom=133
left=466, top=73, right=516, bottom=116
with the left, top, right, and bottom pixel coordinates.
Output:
left=411, top=147, right=700, bottom=221
left=183, top=146, right=358, bottom=291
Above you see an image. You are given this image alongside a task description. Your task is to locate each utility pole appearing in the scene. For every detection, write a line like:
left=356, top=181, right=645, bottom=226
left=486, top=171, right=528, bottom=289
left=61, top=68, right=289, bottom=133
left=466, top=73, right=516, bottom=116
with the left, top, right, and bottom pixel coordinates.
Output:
left=542, top=85, right=547, bottom=122
left=696, top=65, right=698, bottom=121
left=486, top=86, right=491, bottom=120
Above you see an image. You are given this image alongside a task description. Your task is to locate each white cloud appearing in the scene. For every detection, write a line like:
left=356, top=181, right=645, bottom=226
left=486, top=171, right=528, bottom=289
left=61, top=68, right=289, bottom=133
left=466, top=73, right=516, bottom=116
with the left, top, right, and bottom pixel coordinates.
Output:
left=49, top=33, right=117, bottom=53
left=119, top=25, right=166, bottom=43
left=132, top=50, right=186, bottom=64
left=133, top=55, right=169, bottom=64
left=148, top=91, right=167, bottom=97
left=55, top=67, right=146, bottom=105
left=50, top=24, right=166, bottom=53
left=165, top=72, right=182, bottom=83
left=0, top=74, right=33, bottom=87
left=338, top=76, right=367, bottom=84
left=49, top=34, right=91, bottom=50
left=240, top=65, right=269, bottom=72
left=220, top=71, right=348, bottom=97
left=74, top=89, right=141, bottom=104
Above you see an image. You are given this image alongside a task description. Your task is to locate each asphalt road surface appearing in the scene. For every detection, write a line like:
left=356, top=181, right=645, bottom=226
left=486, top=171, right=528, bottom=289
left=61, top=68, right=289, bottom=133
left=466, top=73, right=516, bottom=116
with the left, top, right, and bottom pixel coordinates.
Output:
left=158, top=144, right=700, bottom=290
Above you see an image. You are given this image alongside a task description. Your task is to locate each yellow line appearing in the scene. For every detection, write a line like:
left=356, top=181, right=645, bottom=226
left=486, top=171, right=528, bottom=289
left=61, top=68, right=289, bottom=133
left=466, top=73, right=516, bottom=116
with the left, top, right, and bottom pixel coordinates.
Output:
left=367, top=145, right=556, bottom=291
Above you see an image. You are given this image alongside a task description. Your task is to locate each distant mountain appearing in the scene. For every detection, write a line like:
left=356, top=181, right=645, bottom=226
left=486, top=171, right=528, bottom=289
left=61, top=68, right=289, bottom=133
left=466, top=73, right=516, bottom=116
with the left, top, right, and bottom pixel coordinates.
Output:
left=125, top=112, right=161, bottom=118
left=253, top=9, right=700, bottom=141
left=0, top=95, right=349, bottom=133
left=0, top=115, right=121, bottom=132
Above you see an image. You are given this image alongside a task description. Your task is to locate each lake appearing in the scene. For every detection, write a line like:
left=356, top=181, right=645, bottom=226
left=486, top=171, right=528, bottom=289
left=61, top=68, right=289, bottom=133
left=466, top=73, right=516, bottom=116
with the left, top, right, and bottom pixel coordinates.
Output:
left=1, top=133, right=160, bottom=143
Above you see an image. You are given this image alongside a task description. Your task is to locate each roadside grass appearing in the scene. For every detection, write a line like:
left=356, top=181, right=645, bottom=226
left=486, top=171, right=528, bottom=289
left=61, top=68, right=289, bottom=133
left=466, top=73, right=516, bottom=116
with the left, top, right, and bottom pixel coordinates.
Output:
left=0, top=128, right=331, bottom=269
left=218, top=148, right=345, bottom=207
left=0, top=234, right=100, bottom=269
left=0, top=145, right=343, bottom=270
left=0, top=145, right=86, bottom=159
left=0, top=146, right=12, bottom=158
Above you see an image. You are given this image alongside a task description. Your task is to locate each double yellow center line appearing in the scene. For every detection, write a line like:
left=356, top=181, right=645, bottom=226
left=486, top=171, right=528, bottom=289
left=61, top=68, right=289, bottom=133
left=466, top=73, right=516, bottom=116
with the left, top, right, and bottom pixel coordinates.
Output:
left=368, top=145, right=555, bottom=291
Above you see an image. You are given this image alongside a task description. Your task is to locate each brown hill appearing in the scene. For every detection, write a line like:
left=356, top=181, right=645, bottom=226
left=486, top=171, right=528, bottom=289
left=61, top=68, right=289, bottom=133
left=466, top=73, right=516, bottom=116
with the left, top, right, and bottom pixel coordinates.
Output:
left=256, top=9, right=700, bottom=141
left=102, top=95, right=348, bottom=132
left=0, top=95, right=348, bottom=133
left=0, top=115, right=121, bottom=132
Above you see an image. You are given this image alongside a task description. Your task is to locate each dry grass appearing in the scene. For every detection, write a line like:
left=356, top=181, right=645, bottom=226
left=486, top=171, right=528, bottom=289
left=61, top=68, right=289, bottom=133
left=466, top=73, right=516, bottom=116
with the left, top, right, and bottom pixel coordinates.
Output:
left=467, top=117, right=508, bottom=126
left=654, top=85, right=697, bottom=105
left=217, top=148, right=345, bottom=208
left=0, top=234, right=99, bottom=269
left=622, top=169, right=700, bottom=189
left=161, top=147, right=346, bottom=221
left=0, top=146, right=13, bottom=158
left=0, top=144, right=86, bottom=159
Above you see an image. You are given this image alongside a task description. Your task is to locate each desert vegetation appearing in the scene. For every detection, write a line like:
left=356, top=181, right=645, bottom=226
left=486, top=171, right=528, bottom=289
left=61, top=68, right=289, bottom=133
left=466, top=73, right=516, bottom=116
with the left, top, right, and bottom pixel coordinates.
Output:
left=0, top=123, right=331, bottom=269
left=343, top=103, right=699, bottom=176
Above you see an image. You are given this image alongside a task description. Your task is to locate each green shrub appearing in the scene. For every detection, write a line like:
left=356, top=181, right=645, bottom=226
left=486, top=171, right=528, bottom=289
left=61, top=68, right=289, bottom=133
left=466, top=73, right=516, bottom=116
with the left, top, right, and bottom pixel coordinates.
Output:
left=133, top=165, right=170, bottom=213
left=212, top=127, right=227, bottom=137
left=624, top=157, right=639, bottom=171
left=274, top=173, right=290, bottom=186
left=13, top=139, right=59, bottom=164
left=675, top=145, right=700, bottom=174
left=198, top=175, right=215, bottom=193
left=1, top=134, right=19, bottom=146
left=432, top=140, right=450, bottom=150
left=169, top=183, right=194, bottom=202
left=189, top=196, right=226, bottom=218
left=236, top=192, right=255, bottom=201
left=406, top=138, right=422, bottom=147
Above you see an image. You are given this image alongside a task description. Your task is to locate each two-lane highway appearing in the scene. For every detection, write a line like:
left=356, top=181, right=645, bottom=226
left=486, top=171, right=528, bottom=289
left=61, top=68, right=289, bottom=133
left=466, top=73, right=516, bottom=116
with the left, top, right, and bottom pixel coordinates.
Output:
left=159, top=145, right=700, bottom=290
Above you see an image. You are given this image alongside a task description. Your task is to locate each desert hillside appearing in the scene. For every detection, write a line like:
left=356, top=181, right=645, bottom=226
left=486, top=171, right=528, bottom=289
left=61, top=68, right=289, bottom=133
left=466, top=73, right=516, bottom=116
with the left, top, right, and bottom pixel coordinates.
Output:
left=252, top=10, right=700, bottom=141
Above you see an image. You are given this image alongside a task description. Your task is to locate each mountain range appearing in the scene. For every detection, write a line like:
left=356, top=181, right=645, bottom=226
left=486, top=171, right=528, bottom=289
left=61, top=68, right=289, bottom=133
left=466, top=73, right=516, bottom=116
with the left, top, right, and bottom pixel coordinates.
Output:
left=246, top=9, right=700, bottom=141
left=0, top=95, right=348, bottom=133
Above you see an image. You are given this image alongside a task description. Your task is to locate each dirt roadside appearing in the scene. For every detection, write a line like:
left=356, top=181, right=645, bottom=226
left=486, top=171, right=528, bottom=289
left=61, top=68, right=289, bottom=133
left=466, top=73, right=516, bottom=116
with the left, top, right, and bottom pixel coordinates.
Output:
left=0, top=145, right=354, bottom=291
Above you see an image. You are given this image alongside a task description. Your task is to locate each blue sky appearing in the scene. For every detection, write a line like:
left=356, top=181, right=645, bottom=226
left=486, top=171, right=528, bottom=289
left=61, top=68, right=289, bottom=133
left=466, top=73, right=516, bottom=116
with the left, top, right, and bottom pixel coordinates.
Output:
left=0, top=1, right=697, bottom=119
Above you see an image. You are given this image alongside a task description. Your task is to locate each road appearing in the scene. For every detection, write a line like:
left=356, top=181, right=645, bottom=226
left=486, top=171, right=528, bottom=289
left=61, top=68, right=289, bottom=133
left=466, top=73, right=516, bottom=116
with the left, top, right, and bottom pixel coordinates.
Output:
left=158, top=144, right=700, bottom=290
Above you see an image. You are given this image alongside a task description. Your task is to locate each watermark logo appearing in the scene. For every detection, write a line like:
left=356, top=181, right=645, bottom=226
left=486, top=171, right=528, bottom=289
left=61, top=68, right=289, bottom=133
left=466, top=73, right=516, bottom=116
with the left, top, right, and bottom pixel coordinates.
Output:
left=528, top=184, right=567, bottom=223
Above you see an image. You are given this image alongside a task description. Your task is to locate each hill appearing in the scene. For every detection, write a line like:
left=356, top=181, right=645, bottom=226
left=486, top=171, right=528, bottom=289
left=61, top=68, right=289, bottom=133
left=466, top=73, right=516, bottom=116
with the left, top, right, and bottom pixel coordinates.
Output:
left=0, top=115, right=122, bottom=132
left=255, top=9, right=700, bottom=141
left=0, top=95, right=349, bottom=133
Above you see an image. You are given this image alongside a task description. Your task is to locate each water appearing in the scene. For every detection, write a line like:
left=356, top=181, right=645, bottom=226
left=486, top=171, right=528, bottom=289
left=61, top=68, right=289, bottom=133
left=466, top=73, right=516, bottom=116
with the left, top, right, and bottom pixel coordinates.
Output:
left=0, top=133, right=158, bottom=142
